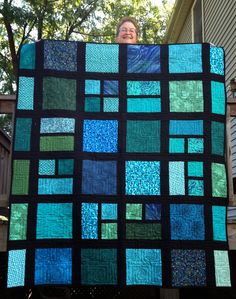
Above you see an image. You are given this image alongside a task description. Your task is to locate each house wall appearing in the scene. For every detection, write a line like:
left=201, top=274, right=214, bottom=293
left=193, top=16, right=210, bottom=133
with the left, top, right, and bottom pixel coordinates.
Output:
left=177, top=12, right=192, bottom=43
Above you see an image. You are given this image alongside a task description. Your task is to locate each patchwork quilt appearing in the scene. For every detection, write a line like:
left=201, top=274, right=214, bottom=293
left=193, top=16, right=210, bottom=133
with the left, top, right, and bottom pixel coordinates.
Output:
left=7, top=40, right=232, bottom=287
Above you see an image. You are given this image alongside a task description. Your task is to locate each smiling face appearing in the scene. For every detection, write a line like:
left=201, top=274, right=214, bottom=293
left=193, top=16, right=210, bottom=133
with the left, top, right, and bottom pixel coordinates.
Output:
left=115, top=21, right=138, bottom=44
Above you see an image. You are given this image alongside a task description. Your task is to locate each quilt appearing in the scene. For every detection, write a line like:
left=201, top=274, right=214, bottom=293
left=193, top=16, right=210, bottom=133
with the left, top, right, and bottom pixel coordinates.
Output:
left=7, top=40, right=232, bottom=288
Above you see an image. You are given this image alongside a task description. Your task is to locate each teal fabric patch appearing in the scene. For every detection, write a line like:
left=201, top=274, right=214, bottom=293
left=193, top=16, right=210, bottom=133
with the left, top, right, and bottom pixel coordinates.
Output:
left=169, top=44, right=202, bottom=73
left=211, top=81, right=225, bottom=115
left=127, top=81, right=160, bottom=95
left=17, top=77, right=34, bottom=110
left=212, top=206, right=226, bottom=241
left=86, top=44, right=119, bottom=73
left=127, top=98, right=161, bottom=112
left=14, top=118, right=32, bottom=151
left=20, top=43, right=35, bottom=69
left=212, top=121, right=225, bottom=155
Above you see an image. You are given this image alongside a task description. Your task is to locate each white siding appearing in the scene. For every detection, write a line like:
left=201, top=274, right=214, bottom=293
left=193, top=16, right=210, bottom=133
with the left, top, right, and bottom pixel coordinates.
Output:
left=177, top=13, right=192, bottom=43
left=203, top=0, right=236, bottom=177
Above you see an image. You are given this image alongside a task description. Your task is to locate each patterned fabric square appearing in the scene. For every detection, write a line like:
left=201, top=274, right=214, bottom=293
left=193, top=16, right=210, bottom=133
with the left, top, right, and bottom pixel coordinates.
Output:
left=81, top=249, right=117, bottom=284
left=86, top=44, right=119, bottom=73
left=171, top=250, right=206, bottom=287
left=126, top=120, right=160, bottom=152
left=83, top=120, right=118, bottom=152
left=169, top=81, right=203, bottom=112
left=9, top=41, right=230, bottom=288
left=169, top=44, right=202, bottom=73
left=44, top=40, right=77, bottom=71
left=17, top=77, right=34, bottom=110
left=7, top=250, right=26, bottom=287
left=125, top=161, right=160, bottom=195
left=126, top=249, right=162, bottom=285
left=170, top=204, right=205, bottom=240
left=82, top=160, right=117, bottom=195
left=35, top=248, right=72, bottom=284
left=127, top=45, right=161, bottom=73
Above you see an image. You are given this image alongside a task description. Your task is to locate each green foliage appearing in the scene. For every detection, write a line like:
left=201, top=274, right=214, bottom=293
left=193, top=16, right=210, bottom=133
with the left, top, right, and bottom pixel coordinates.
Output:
left=0, top=114, right=12, bottom=136
left=0, top=0, right=173, bottom=94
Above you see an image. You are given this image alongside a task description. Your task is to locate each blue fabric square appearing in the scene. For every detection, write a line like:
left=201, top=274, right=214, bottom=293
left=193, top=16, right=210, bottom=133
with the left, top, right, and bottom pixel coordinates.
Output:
left=38, top=178, right=73, bottom=195
left=83, top=120, right=118, bottom=153
left=35, top=248, right=72, bottom=284
left=171, top=250, right=206, bottom=287
left=20, top=43, right=35, bottom=69
left=7, top=250, right=26, bottom=287
left=211, top=81, right=225, bottom=115
left=188, top=180, right=204, bottom=196
left=86, top=44, right=119, bottom=73
left=125, top=161, right=160, bottom=195
left=101, top=204, right=117, bottom=220
left=36, top=203, right=72, bottom=239
left=127, top=45, right=161, bottom=73
left=44, top=40, right=77, bottom=71
left=126, top=249, right=162, bottom=285
left=85, top=80, right=101, bottom=94
left=170, top=204, right=205, bottom=240
left=82, top=203, right=98, bottom=239
left=169, top=138, right=185, bottom=153
left=210, top=46, right=224, bottom=75
left=212, top=206, right=226, bottom=241
left=104, top=80, right=118, bottom=95
left=82, top=160, right=117, bottom=195
left=145, top=204, right=161, bottom=220
left=17, top=77, right=34, bottom=110
left=169, top=44, right=202, bottom=73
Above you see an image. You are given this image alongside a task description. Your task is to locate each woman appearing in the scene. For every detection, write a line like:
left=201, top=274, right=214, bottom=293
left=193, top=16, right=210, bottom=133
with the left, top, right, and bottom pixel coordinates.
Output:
left=115, top=17, right=139, bottom=44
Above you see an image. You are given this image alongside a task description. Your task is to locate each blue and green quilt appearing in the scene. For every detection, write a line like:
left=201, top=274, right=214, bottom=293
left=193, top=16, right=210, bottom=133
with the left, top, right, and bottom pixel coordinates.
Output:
left=7, top=40, right=232, bottom=287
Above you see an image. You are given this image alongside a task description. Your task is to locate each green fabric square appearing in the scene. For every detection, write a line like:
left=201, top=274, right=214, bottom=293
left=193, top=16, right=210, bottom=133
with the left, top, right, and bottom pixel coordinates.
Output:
left=211, top=121, right=224, bottom=155
left=9, top=204, right=28, bottom=240
left=81, top=248, right=117, bottom=284
left=169, top=138, right=185, bottom=153
left=126, top=204, right=142, bottom=220
left=101, top=223, right=117, bottom=239
left=12, top=160, right=30, bottom=195
left=85, top=80, right=100, bottom=94
left=188, top=162, right=203, bottom=177
left=103, top=98, right=119, bottom=112
left=86, top=44, right=119, bottom=73
left=43, top=77, right=76, bottom=110
left=169, top=81, right=203, bottom=112
left=58, top=159, right=74, bottom=175
left=212, top=163, right=227, bottom=197
left=40, top=136, right=74, bottom=151
left=188, top=138, right=204, bottom=153
left=85, top=97, right=100, bottom=112
left=126, top=120, right=160, bottom=152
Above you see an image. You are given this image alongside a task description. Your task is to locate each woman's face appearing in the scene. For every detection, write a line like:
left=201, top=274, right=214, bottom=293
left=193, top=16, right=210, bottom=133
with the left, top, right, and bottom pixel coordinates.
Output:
left=115, top=21, right=138, bottom=44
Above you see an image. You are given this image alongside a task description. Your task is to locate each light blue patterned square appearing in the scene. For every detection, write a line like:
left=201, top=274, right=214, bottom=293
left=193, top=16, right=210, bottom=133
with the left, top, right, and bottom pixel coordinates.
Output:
left=17, top=77, right=34, bottom=110
left=7, top=250, right=26, bottom=287
left=85, top=80, right=101, bottom=94
left=86, top=44, right=119, bottom=73
left=101, top=203, right=117, bottom=220
left=38, top=160, right=55, bottom=175
left=169, top=44, right=202, bottom=73
left=125, top=161, right=160, bottom=195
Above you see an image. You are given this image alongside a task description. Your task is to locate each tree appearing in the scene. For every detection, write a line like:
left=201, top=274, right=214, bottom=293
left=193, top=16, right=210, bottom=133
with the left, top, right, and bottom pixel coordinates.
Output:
left=0, top=0, right=173, bottom=95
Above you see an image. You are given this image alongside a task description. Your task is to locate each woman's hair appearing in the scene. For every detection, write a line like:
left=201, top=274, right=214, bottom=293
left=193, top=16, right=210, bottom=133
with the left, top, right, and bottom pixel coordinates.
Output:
left=116, top=17, right=139, bottom=37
